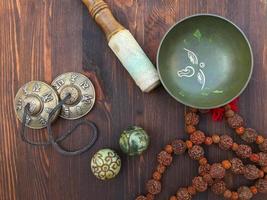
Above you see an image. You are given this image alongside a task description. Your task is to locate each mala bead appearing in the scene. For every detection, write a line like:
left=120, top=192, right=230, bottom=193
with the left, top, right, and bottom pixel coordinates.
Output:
left=152, top=171, right=162, bottom=181
left=211, top=180, right=227, bottom=195
left=186, top=125, right=196, bottom=134
left=169, top=196, right=177, bottom=200
left=185, top=112, right=199, bottom=126
left=230, top=158, right=244, bottom=174
left=219, top=134, right=233, bottom=150
left=236, top=144, right=252, bottom=158
left=212, top=134, right=220, bottom=143
left=237, top=186, right=253, bottom=200
left=192, top=176, right=208, bottom=192
left=225, top=109, right=235, bottom=118
left=157, top=151, right=173, bottom=166
left=165, top=145, right=173, bottom=154
left=235, top=127, right=245, bottom=135
left=249, top=153, right=260, bottom=163
left=176, top=188, right=192, bottom=200
left=210, top=163, right=226, bottom=179
left=156, top=164, right=166, bottom=174
left=244, top=165, right=260, bottom=180
left=256, top=135, right=265, bottom=144
left=222, top=160, right=232, bottom=169
left=255, top=178, right=267, bottom=193
left=241, top=128, right=257, bottom=143
left=224, top=190, right=232, bottom=199
left=203, top=173, right=213, bottom=186
left=190, top=131, right=205, bottom=145
left=136, top=196, right=147, bottom=200
left=259, top=170, right=265, bottom=178
left=198, top=164, right=210, bottom=176
left=146, top=193, right=155, bottom=200
left=187, top=186, right=196, bottom=196
left=261, top=166, right=267, bottom=173
left=227, top=114, right=244, bottom=129
left=204, top=137, right=213, bottom=145
left=188, top=145, right=204, bottom=160
left=259, top=153, right=267, bottom=167
left=171, top=140, right=186, bottom=155
left=259, top=139, right=267, bottom=153
left=146, top=179, right=161, bottom=195
left=224, top=104, right=232, bottom=111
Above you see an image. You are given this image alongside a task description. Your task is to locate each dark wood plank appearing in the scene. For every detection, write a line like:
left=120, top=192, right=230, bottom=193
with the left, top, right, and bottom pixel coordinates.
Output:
left=0, top=0, right=266, bottom=199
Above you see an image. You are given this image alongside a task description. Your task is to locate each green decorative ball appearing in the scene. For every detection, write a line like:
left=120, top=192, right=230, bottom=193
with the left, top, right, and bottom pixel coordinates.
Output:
left=91, top=149, right=121, bottom=180
left=119, top=126, right=150, bottom=156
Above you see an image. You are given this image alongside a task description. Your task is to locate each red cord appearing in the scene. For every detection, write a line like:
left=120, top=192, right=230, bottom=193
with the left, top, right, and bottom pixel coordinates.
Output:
left=211, top=98, right=239, bottom=121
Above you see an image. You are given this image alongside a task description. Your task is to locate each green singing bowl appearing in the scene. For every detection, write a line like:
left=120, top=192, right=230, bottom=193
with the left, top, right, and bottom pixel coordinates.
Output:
left=157, top=14, right=253, bottom=109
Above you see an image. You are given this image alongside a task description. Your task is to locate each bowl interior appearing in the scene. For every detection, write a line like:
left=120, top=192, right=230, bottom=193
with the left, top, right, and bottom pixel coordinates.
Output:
left=157, top=15, right=253, bottom=109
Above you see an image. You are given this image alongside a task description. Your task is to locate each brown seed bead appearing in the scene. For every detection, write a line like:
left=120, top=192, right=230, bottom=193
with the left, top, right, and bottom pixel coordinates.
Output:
left=224, top=190, right=232, bottom=199
left=205, top=137, right=213, bottom=145
left=219, top=135, right=233, bottom=150
left=241, top=128, right=257, bottom=143
left=210, top=163, right=226, bottom=179
left=169, top=196, right=177, bottom=200
left=157, top=151, right=173, bottom=166
left=250, top=186, right=258, bottom=195
left=165, top=145, right=173, bottom=154
left=259, top=170, right=265, bottom=178
left=256, top=135, right=265, bottom=144
left=237, top=186, right=253, bottom=200
left=212, top=134, right=220, bottom=143
left=225, top=110, right=235, bottom=118
left=222, top=160, right=232, bottom=169
left=190, top=131, right=205, bottom=145
left=152, top=171, right=162, bottom=181
left=244, top=165, right=260, bottom=180
left=211, top=180, right=227, bottom=195
left=249, top=154, right=260, bottom=162
left=224, top=104, right=232, bottom=111
left=232, top=143, right=239, bottom=151
left=171, top=140, right=187, bottom=155
left=255, top=178, right=267, bottom=193
left=236, top=145, right=252, bottom=159
left=230, top=158, right=244, bottom=174
left=262, top=166, right=267, bottom=173
left=185, top=112, right=199, bottom=126
left=235, top=127, right=245, bottom=135
left=258, top=152, right=267, bottom=167
left=136, top=196, right=147, bottom=200
left=203, top=174, right=213, bottom=186
left=227, top=114, right=244, bottom=129
left=146, top=179, right=161, bottom=195
left=186, top=125, right=196, bottom=134
left=176, top=188, right=192, bottom=200
left=199, top=157, right=208, bottom=166
left=192, top=176, right=208, bottom=192
left=259, top=139, right=267, bottom=153
left=187, top=186, right=196, bottom=196
left=198, top=164, right=211, bottom=176
left=186, top=140, right=193, bottom=149
left=188, top=145, right=204, bottom=160
left=146, top=193, right=154, bottom=200
left=231, top=192, right=239, bottom=200
left=156, top=164, right=166, bottom=174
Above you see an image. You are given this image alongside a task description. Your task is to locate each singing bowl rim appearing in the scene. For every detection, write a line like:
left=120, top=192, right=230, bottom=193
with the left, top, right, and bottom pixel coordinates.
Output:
left=156, top=13, right=254, bottom=109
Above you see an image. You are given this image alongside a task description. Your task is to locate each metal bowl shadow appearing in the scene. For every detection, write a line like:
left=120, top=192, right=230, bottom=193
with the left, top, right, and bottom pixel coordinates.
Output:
left=157, top=14, right=253, bottom=109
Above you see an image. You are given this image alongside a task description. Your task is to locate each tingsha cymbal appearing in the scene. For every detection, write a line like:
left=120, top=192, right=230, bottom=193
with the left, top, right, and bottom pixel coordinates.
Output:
left=14, top=81, right=60, bottom=129
left=51, top=72, right=96, bottom=120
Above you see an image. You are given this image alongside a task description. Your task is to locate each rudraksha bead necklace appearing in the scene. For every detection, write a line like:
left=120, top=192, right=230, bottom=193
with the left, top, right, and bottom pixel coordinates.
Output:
left=136, top=105, right=267, bottom=200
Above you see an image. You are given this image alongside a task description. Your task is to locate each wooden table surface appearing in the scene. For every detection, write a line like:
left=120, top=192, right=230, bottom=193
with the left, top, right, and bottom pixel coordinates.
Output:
left=1, top=0, right=267, bottom=199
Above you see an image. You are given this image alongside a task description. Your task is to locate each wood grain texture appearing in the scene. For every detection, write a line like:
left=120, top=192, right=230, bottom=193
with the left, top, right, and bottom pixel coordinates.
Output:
left=0, top=0, right=267, bottom=199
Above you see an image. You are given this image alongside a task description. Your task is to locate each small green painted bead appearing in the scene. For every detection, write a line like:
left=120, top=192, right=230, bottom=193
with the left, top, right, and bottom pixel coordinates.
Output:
left=119, top=126, right=150, bottom=156
left=91, top=148, right=121, bottom=180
